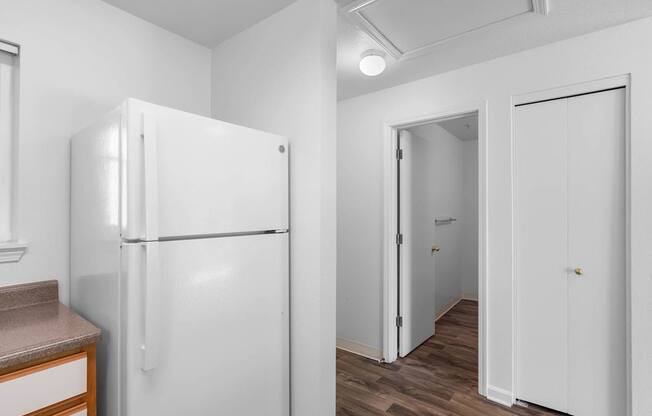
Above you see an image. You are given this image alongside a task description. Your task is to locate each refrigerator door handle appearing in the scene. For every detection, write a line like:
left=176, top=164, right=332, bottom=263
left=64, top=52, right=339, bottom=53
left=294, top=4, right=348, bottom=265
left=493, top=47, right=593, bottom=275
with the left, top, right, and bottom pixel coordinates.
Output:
left=142, top=113, right=159, bottom=241
left=141, top=242, right=162, bottom=371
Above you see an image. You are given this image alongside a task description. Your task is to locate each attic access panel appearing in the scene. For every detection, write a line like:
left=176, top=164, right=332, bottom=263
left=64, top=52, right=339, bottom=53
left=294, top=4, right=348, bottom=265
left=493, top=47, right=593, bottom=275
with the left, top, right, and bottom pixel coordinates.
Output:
left=343, top=0, right=548, bottom=59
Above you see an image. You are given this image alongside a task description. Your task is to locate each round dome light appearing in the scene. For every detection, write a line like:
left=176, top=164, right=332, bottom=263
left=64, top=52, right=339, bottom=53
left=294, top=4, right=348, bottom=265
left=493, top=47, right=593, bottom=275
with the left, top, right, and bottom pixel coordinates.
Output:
left=359, top=53, right=386, bottom=76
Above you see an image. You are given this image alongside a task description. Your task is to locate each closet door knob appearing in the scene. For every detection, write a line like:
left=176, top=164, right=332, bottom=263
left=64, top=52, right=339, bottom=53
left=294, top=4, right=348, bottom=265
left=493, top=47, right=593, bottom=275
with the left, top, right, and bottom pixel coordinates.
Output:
left=431, top=245, right=441, bottom=255
left=574, top=267, right=584, bottom=276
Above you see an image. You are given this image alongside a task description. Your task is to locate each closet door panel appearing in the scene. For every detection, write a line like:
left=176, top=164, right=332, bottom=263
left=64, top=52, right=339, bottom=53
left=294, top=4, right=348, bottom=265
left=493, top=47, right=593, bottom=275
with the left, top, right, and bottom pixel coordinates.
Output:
left=515, top=99, right=568, bottom=411
left=567, top=89, right=626, bottom=416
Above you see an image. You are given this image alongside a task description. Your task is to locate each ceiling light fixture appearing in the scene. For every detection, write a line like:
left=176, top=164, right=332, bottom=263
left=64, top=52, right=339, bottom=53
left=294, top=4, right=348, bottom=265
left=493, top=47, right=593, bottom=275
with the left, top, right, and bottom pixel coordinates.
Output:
left=359, top=51, right=386, bottom=76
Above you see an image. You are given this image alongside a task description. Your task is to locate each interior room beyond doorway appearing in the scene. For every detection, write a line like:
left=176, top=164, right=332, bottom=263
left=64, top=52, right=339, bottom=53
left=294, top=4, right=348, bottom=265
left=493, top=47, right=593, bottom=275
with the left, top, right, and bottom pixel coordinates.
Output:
left=410, top=115, right=479, bottom=322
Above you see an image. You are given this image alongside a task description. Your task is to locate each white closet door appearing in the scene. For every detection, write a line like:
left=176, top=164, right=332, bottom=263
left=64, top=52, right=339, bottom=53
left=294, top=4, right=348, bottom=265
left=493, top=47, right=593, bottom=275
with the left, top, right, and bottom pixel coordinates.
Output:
left=515, top=99, right=569, bottom=412
left=516, top=88, right=626, bottom=416
left=567, top=89, right=626, bottom=416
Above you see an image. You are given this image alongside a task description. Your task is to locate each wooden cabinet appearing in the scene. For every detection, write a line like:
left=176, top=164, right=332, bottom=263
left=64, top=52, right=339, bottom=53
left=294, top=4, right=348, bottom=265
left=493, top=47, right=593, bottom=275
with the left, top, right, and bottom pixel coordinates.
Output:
left=0, top=344, right=96, bottom=416
left=52, top=403, right=87, bottom=416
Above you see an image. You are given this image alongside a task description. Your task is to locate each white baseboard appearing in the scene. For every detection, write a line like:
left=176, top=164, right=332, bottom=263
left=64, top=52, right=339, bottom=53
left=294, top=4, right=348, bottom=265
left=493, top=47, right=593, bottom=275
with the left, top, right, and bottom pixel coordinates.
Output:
left=435, top=294, right=480, bottom=323
left=336, top=338, right=383, bottom=362
left=435, top=296, right=463, bottom=322
left=486, top=385, right=514, bottom=407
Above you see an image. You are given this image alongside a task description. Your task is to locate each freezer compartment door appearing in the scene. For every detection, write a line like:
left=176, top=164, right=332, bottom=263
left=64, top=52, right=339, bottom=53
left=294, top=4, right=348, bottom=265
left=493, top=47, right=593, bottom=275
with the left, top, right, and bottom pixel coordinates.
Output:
left=122, top=233, right=289, bottom=416
left=122, top=99, right=288, bottom=240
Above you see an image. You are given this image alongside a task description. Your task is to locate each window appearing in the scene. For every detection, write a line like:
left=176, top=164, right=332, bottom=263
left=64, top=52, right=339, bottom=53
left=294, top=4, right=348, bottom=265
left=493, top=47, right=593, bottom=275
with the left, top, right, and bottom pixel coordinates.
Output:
left=0, top=39, right=25, bottom=263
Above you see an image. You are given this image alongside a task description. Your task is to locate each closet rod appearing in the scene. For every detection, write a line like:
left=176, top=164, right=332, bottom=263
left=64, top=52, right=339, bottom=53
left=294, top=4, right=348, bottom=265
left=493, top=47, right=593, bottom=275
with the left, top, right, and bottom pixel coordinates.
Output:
left=435, top=217, right=457, bottom=226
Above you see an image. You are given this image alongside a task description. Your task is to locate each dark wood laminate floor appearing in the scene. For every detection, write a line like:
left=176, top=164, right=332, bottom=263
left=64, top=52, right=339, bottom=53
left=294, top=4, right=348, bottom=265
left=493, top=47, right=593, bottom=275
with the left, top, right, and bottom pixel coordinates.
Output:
left=336, top=300, right=562, bottom=416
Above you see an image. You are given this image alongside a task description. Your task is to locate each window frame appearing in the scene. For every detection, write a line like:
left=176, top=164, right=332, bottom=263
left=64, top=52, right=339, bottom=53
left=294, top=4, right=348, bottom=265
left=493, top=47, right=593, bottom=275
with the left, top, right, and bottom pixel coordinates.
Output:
left=0, top=40, right=26, bottom=263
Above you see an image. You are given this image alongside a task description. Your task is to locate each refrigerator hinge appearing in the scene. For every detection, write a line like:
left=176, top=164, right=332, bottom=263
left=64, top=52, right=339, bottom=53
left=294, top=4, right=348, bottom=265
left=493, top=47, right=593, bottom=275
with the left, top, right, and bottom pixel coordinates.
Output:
left=396, top=316, right=403, bottom=328
left=396, top=233, right=403, bottom=245
left=396, top=148, right=403, bottom=160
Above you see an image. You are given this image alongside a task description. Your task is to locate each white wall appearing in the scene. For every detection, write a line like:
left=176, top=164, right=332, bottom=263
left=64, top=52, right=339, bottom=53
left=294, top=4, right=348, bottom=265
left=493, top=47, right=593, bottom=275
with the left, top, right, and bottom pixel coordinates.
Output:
left=210, top=1, right=337, bottom=415
left=461, top=140, right=479, bottom=300
left=337, top=17, right=652, bottom=412
left=0, top=0, right=211, bottom=302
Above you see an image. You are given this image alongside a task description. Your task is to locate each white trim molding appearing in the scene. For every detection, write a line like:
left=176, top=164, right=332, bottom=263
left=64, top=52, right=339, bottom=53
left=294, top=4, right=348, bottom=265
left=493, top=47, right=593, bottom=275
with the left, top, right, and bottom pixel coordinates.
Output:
left=487, top=385, right=514, bottom=407
left=0, top=40, right=19, bottom=56
left=435, top=296, right=463, bottom=322
left=532, top=0, right=550, bottom=16
left=0, top=51, right=17, bottom=246
left=339, top=0, right=550, bottom=61
left=0, top=242, right=27, bottom=263
left=336, top=338, right=383, bottom=362
left=382, top=100, right=489, bottom=398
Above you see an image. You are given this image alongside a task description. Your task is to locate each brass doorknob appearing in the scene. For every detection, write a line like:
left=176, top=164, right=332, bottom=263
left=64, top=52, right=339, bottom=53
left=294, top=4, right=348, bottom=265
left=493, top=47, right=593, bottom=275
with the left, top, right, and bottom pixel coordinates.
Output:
left=574, top=267, right=584, bottom=276
left=431, top=245, right=441, bottom=255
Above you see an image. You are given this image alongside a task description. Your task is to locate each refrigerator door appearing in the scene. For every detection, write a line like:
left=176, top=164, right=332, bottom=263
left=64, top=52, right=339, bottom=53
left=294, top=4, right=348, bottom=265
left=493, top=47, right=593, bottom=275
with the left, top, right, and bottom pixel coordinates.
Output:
left=122, top=99, right=288, bottom=241
left=122, top=233, right=289, bottom=416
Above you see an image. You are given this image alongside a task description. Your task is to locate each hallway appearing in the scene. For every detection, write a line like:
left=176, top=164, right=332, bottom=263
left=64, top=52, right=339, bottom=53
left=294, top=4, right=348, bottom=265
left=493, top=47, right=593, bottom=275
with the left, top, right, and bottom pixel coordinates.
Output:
left=336, top=301, right=561, bottom=415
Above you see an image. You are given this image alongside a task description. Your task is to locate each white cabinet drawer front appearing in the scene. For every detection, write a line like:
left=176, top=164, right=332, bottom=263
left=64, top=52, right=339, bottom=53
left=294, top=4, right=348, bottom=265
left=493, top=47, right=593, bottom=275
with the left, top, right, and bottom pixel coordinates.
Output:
left=0, top=353, right=87, bottom=416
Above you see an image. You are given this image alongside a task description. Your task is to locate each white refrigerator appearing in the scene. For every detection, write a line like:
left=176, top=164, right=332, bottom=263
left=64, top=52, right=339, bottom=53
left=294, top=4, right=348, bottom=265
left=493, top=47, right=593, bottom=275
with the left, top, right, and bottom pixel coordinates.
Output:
left=70, top=99, right=289, bottom=416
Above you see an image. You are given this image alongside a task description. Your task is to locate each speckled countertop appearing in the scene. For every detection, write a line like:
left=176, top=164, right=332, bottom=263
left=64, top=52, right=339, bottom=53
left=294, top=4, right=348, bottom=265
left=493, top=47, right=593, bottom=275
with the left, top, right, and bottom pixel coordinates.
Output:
left=0, top=280, right=100, bottom=370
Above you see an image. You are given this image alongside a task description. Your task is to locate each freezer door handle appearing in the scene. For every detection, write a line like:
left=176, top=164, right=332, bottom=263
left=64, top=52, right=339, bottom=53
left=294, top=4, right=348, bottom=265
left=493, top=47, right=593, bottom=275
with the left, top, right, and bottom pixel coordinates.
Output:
left=141, top=242, right=161, bottom=371
left=142, top=113, right=159, bottom=241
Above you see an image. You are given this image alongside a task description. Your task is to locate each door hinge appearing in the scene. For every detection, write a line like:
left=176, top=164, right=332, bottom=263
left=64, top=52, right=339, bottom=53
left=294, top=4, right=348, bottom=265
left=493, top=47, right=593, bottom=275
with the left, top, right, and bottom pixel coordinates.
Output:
left=396, top=233, right=403, bottom=245
left=396, top=148, right=403, bottom=160
left=396, top=316, right=403, bottom=328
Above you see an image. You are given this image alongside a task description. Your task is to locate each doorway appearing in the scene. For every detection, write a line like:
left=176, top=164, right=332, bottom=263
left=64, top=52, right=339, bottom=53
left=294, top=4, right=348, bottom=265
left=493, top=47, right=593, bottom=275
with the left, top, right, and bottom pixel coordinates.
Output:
left=381, top=103, right=488, bottom=397
left=397, top=115, right=479, bottom=357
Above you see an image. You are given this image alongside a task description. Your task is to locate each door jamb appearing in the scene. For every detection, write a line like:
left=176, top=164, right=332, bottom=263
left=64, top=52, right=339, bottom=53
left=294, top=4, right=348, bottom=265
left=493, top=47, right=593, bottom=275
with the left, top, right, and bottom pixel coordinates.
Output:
left=510, top=74, right=632, bottom=413
left=382, top=101, right=489, bottom=397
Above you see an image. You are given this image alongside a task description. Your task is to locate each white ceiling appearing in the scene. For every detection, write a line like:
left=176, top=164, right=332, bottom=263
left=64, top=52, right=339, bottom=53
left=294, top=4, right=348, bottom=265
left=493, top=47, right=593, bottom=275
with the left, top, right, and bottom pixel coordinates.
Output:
left=338, top=0, right=652, bottom=99
left=101, top=0, right=296, bottom=47
left=98, top=0, right=652, bottom=100
left=409, top=114, right=478, bottom=143
left=437, top=115, right=478, bottom=142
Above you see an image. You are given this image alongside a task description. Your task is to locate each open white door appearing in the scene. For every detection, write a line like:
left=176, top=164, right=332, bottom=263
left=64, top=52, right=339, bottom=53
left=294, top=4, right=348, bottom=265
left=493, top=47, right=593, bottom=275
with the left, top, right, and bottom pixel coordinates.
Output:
left=398, top=130, right=437, bottom=357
